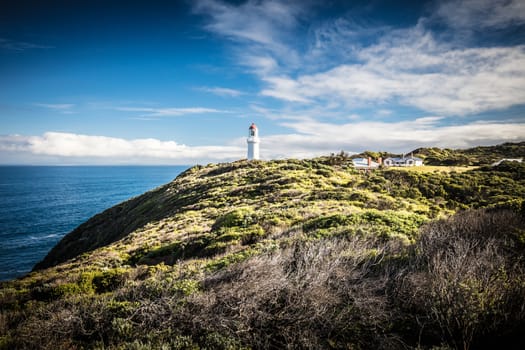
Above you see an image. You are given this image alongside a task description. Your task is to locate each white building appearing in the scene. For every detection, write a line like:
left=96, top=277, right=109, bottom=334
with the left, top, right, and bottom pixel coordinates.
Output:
left=383, top=156, right=423, bottom=167
left=352, top=157, right=380, bottom=169
left=247, top=123, right=260, bottom=160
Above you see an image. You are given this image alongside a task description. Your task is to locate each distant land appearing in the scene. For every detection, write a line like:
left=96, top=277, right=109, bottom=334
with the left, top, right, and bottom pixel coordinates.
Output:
left=1, top=142, right=524, bottom=349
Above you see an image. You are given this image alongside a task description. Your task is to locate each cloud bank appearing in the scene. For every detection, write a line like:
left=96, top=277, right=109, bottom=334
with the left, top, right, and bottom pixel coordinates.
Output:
left=0, top=132, right=243, bottom=165
left=1, top=118, right=523, bottom=164
left=268, top=117, right=525, bottom=156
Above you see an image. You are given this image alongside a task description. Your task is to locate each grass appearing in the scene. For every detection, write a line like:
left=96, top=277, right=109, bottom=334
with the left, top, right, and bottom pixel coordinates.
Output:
left=387, top=165, right=478, bottom=173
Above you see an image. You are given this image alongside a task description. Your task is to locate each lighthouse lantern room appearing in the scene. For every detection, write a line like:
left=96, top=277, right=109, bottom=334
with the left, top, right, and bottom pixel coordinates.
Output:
left=247, top=123, right=260, bottom=160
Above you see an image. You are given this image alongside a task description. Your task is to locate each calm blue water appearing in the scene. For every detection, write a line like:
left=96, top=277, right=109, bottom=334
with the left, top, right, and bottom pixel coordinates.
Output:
left=0, top=166, right=188, bottom=281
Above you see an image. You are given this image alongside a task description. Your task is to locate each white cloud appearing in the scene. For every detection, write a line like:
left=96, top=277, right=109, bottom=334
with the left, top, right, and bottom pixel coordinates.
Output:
left=0, top=38, right=54, bottom=51
left=35, top=103, right=75, bottom=114
left=0, top=132, right=244, bottom=165
left=193, top=0, right=303, bottom=47
left=261, top=76, right=312, bottom=103
left=243, top=54, right=280, bottom=75
left=193, top=0, right=307, bottom=74
left=198, top=86, right=245, bottom=97
left=0, top=134, right=32, bottom=152
left=115, top=107, right=227, bottom=117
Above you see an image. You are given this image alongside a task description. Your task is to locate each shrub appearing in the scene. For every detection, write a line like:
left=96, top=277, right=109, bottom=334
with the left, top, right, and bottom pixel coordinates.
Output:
left=91, top=268, right=129, bottom=294
left=212, top=207, right=256, bottom=230
left=395, top=209, right=525, bottom=350
left=188, top=236, right=402, bottom=349
left=30, top=282, right=82, bottom=301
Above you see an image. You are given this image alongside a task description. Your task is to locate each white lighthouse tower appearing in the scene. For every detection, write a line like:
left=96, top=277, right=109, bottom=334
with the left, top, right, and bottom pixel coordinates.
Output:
left=247, top=122, right=260, bottom=160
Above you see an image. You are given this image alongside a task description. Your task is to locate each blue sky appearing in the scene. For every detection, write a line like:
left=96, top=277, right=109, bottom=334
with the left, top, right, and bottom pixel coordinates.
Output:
left=1, top=0, right=524, bottom=165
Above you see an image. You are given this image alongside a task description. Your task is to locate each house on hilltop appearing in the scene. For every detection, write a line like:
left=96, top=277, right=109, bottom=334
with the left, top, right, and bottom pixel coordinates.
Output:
left=383, top=155, right=423, bottom=167
left=352, top=157, right=380, bottom=169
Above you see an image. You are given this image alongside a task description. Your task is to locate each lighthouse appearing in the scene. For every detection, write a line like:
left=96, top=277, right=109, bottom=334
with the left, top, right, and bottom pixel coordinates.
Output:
left=247, top=122, right=260, bottom=160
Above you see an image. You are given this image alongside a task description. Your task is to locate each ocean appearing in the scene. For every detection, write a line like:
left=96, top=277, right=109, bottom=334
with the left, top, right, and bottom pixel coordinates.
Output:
left=0, top=166, right=189, bottom=281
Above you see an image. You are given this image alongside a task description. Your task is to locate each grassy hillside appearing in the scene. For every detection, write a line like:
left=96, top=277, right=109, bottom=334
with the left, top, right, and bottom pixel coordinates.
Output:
left=1, top=146, right=525, bottom=349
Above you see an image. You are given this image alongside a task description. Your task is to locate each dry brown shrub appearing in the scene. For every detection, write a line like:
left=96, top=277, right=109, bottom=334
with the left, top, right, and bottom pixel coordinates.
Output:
left=395, top=209, right=525, bottom=350
left=180, top=235, right=405, bottom=349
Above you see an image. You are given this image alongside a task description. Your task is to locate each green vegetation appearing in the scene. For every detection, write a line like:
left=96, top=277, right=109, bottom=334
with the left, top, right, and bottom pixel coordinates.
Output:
left=1, top=142, right=524, bottom=349
left=411, top=141, right=525, bottom=166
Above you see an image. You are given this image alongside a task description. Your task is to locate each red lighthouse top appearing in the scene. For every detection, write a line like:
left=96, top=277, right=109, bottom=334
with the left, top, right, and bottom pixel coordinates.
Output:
left=248, top=123, right=258, bottom=137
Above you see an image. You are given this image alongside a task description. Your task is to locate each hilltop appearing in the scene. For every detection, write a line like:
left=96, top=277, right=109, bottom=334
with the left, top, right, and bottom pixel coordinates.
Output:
left=1, top=142, right=525, bottom=349
left=351, top=141, right=525, bottom=166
